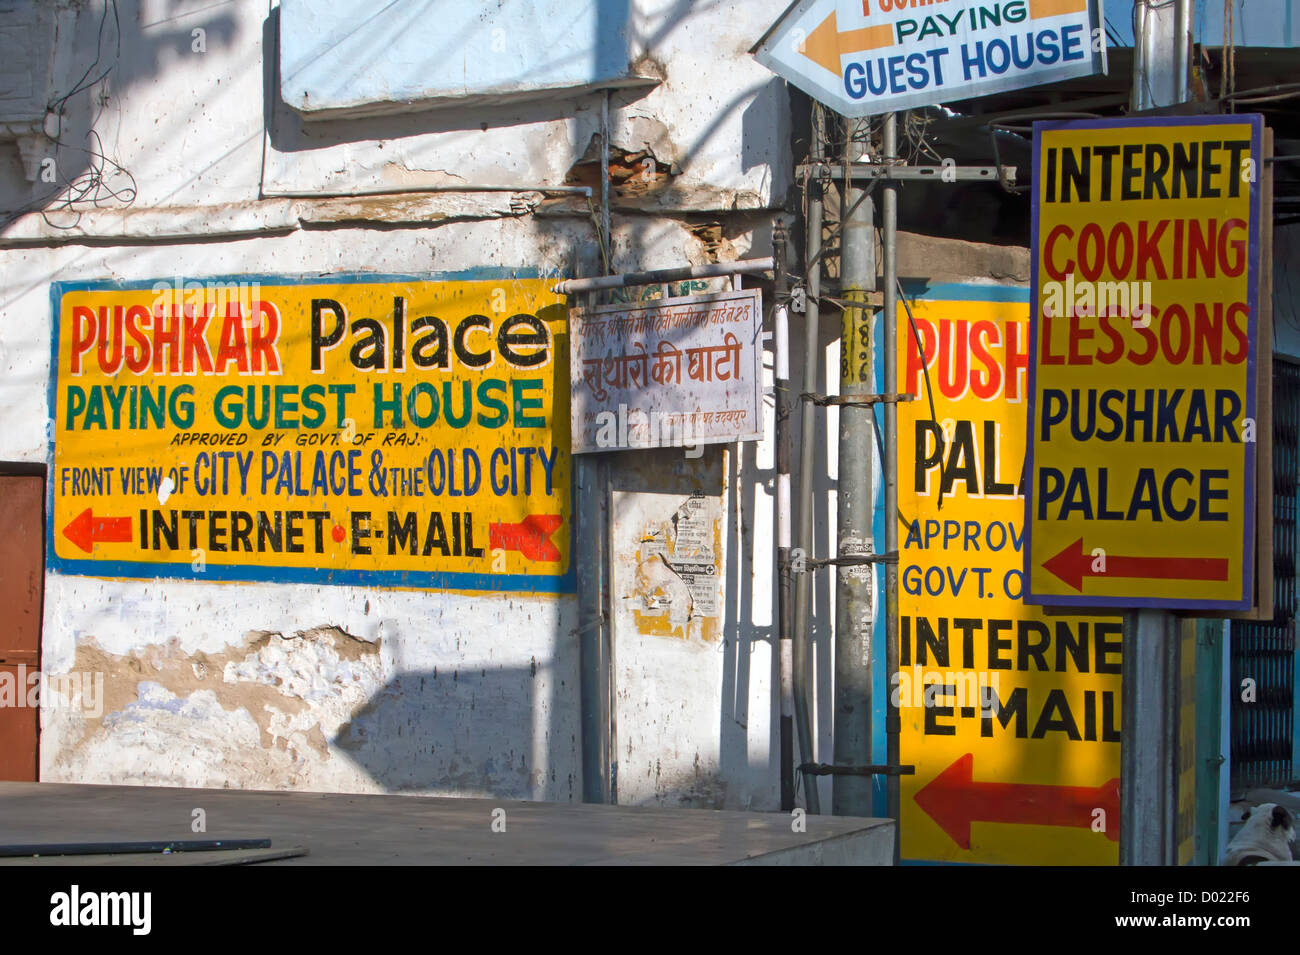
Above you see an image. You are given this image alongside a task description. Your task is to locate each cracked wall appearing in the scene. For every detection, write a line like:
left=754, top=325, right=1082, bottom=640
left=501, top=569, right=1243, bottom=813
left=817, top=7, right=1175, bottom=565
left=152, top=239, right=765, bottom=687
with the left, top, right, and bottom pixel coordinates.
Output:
left=0, top=0, right=802, bottom=809
left=39, top=573, right=579, bottom=798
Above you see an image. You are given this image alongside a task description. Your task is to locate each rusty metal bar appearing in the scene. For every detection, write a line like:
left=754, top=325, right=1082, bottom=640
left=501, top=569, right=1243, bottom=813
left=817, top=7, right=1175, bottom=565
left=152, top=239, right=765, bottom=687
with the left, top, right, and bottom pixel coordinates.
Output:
left=263, top=184, right=592, bottom=198
left=798, top=762, right=915, bottom=777
left=802, top=392, right=915, bottom=407
left=552, top=258, right=774, bottom=295
left=808, top=552, right=898, bottom=569
left=0, top=838, right=272, bottom=856
left=796, top=162, right=1012, bottom=185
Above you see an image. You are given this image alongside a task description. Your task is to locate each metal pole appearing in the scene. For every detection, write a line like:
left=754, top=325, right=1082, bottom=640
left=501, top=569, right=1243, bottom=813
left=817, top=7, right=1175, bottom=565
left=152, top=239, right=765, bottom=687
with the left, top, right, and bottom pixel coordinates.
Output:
left=1132, top=0, right=1191, bottom=110
left=774, top=221, right=795, bottom=812
left=577, top=442, right=610, bottom=803
left=601, top=90, right=611, bottom=265
left=882, top=112, right=901, bottom=849
left=832, top=116, right=876, bottom=817
left=578, top=93, right=617, bottom=805
left=604, top=464, right=618, bottom=804
left=1131, top=0, right=1149, bottom=111
left=1120, top=610, right=1180, bottom=864
left=1119, top=0, right=1193, bottom=864
left=792, top=104, right=825, bottom=814
left=1174, top=0, right=1191, bottom=104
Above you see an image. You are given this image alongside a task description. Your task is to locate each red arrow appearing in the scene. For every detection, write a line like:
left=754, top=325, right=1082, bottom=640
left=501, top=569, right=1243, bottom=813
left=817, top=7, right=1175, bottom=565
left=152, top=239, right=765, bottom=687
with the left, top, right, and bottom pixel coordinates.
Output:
left=1043, top=537, right=1230, bottom=592
left=489, top=514, right=563, bottom=562
left=915, top=753, right=1119, bottom=849
left=62, top=507, right=133, bottom=554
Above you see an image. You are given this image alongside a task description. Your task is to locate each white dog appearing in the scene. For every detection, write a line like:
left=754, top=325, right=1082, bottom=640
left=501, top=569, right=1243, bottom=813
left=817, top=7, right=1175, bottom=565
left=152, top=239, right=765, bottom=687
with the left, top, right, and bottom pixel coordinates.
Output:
left=1222, top=803, right=1296, bottom=865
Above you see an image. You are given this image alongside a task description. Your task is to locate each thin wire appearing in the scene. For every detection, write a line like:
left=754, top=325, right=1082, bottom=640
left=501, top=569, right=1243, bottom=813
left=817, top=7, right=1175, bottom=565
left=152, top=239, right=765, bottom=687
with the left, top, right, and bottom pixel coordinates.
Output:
left=585, top=196, right=612, bottom=275
left=4, top=0, right=136, bottom=230
left=1231, top=91, right=1300, bottom=105
left=893, top=274, right=946, bottom=512
left=47, top=0, right=120, bottom=114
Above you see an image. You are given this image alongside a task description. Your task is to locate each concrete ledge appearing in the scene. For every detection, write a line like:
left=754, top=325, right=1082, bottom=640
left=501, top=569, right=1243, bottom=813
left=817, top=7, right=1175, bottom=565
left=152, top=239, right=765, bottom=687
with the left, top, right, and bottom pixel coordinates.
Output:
left=0, top=782, right=895, bottom=866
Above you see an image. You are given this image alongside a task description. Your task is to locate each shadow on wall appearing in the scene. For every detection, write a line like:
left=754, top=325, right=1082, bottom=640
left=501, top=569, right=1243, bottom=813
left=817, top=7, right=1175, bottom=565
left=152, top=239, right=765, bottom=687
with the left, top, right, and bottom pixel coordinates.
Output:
left=48, top=620, right=590, bottom=801
left=1, top=0, right=242, bottom=223
left=333, top=663, right=571, bottom=798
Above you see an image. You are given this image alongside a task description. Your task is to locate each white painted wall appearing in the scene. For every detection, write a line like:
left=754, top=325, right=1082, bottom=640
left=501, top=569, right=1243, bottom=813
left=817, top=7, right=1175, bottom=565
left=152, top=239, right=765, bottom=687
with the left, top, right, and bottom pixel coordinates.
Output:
left=0, top=0, right=805, bottom=808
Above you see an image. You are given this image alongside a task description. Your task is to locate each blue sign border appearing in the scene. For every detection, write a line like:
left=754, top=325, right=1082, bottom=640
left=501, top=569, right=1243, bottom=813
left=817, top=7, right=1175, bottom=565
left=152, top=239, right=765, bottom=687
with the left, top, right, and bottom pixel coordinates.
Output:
left=45, top=268, right=577, bottom=596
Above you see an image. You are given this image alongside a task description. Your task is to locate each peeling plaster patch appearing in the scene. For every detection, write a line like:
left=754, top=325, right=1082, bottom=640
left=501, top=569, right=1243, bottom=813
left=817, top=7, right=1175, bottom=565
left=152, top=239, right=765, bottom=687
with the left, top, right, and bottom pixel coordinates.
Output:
left=685, top=216, right=763, bottom=265
left=50, top=627, right=384, bottom=788
left=617, top=115, right=680, bottom=173
left=224, top=626, right=382, bottom=712
left=36, top=573, right=580, bottom=799
left=629, top=53, right=666, bottom=84
left=565, top=134, right=677, bottom=200
left=377, top=161, right=467, bottom=187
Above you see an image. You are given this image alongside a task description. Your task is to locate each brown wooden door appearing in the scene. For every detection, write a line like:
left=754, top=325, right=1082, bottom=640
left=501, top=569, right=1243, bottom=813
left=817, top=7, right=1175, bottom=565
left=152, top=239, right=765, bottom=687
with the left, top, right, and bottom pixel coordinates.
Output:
left=0, top=474, right=42, bottom=780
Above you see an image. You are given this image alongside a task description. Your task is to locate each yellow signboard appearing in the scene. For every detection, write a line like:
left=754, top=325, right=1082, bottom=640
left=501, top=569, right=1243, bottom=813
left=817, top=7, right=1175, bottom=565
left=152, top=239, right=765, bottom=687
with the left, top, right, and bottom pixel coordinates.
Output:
left=1026, top=115, right=1263, bottom=610
left=48, top=273, right=572, bottom=593
left=897, top=291, right=1120, bottom=865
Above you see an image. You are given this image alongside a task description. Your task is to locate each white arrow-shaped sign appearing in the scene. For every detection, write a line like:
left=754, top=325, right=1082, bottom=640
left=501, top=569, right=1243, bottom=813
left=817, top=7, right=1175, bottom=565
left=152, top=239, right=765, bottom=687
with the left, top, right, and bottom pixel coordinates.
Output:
left=751, top=0, right=1107, bottom=117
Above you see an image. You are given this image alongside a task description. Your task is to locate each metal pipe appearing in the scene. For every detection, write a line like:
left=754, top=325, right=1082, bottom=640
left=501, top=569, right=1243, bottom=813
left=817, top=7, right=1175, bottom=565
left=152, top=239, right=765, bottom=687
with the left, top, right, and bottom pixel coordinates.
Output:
left=832, top=116, right=876, bottom=818
left=1119, top=0, right=1193, bottom=865
left=1131, top=0, right=1148, bottom=111
left=1174, top=0, right=1192, bottom=104
left=774, top=221, right=795, bottom=812
left=882, top=111, right=901, bottom=853
left=1120, top=609, right=1179, bottom=864
left=576, top=424, right=611, bottom=804
left=601, top=90, right=612, bottom=267
left=792, top=105, right=825, bottom=815
left=604, top=460, right=618, bottom=804
left=576, top=94, right=617, bottom=806
left=552, top=258, right=774, bottom=295
left=262, top=184, right=593, bottom=199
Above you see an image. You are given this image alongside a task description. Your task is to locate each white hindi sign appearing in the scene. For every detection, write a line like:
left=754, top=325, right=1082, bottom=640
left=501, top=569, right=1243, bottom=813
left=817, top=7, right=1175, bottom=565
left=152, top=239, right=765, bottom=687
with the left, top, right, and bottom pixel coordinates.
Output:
left=569, top=289, right=764, bottom=454
left=752, top=0, right=1106, bottom=117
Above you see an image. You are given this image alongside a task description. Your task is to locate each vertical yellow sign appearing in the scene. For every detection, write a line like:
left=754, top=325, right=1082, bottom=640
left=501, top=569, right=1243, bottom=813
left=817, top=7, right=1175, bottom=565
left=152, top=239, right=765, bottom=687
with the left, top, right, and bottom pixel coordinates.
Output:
left=1027, top=115, right=1263, bottom=610
left=897, top=292, right=1121, bottom=864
